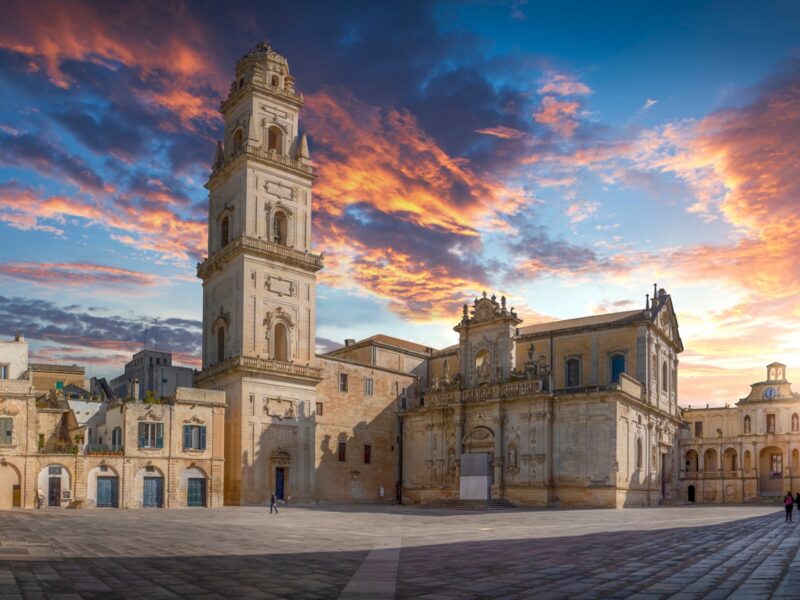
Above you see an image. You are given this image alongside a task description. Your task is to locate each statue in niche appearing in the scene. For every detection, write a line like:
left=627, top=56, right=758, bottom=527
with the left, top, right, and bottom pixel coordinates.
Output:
left=442, top=360, right=450, bottom=383
left=446, top=447, right=456, bottom=482
left=507, top=445, right=518, bottom=473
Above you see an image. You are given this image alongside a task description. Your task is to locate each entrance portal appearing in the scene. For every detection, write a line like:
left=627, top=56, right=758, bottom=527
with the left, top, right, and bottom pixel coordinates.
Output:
left=275, top=467, right=285, bottom=500
left=48, top=477, right=61, bottom=506
left=688, top=485, right=695, bottom=503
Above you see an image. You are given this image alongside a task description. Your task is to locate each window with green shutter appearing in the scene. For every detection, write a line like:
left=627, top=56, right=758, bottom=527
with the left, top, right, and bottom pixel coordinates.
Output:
left=0, top=418, right=11, bottom=444
left=183, top=425, right=206, bottom=450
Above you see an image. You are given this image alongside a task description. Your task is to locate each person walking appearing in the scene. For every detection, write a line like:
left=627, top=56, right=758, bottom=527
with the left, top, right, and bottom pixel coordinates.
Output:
left=784, top=491, right=794, bottom=522
left=270, top=492, right=278, bottom=514
left=795, top=492, right=800, bottom=513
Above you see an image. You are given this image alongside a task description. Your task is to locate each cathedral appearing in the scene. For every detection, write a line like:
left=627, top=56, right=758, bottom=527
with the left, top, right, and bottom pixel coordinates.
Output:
left=194, top=42, right=688, bottom=508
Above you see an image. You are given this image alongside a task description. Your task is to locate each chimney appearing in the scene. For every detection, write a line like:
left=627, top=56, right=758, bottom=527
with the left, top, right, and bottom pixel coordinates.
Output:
left=344, top=339, right=355, bottom=347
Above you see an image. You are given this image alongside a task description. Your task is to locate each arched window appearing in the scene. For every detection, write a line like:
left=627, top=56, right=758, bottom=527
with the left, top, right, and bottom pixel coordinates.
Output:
left=566, top=357, right=580, bottom=388
left=274, top=322, right=288, bottom=362
left=232, top=128, right=243, bottom=154
left=636, top=438, right=643, bottom=469
left=238, top=78, right=244, bottom=89
left=267, top=126, right=283, bottom=154
left=793, top=414, right=799, bottom=433
left=220, top=216, right=229, bottom=248
left=610, top=354, right=625, bottom=384
left=662, top=361, right=668, bottom=392
left=217, top=327, right=225, bottom=363
left=271, top=74, right=279, bottom=87
left=743, top=415, right=751, bottom=434
left=273, top=211, right=287, bottom=245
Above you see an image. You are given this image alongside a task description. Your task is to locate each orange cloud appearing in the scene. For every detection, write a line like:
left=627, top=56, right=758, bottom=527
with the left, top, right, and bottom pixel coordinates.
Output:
left=537, top=72, right=592, bottom=96
left=0, top=1, right=223, bottom=131
left=534, top=96, right=581, bottom=137
left=0, top=262, right=163, bottom=289
left=475, top=126, right=528, bottom=139
left=0, top=185, right=206, bottom=261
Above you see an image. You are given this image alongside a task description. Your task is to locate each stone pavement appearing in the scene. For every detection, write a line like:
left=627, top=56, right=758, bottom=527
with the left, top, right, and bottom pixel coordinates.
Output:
left=0, top=505, right=798, bottom=599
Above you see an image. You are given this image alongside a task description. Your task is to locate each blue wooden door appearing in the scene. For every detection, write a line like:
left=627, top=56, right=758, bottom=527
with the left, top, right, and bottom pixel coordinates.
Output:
left=187, top=478, right=206, bottom=507
left=275, top=467, right=285, bottom=500
left=97, top=476, right=118, bottom=508
left=143, top=477, right=164, bottom=508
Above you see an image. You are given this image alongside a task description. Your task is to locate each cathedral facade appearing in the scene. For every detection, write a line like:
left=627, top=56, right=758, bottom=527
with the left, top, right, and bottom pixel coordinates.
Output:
left=195, top=42, right=695, bottom=508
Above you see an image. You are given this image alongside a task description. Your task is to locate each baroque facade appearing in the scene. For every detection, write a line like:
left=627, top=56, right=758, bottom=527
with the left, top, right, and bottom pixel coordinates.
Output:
left=679, top=363, right=800, bottom=503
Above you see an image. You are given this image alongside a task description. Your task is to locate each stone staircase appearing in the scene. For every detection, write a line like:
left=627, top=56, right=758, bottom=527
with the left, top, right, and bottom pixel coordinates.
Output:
left=421, top=498, right=518, bottom=510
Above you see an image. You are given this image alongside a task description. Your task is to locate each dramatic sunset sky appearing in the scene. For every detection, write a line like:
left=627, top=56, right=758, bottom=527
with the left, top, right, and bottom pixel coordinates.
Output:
left=0, top=1, right=798, bottom=406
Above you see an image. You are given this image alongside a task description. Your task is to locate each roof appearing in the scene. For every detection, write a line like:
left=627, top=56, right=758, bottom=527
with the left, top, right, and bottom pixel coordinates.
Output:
left=519, top=310, right=643, bottom=336
left=327, top=334, right=432, bottom=356
left=30, top=362, right=85, bottom=374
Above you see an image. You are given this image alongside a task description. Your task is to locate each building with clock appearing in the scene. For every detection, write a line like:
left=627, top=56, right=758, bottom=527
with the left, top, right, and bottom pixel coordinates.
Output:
left=679, top=363, right=800, bottom=503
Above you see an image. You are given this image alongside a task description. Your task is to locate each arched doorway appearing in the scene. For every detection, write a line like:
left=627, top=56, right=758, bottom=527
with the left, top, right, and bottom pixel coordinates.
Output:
left=688, top=485, right=696, bottom=503
left=37, top=464, right=71, bottom=508
left=0, top=462, right=21, bottom=509
left=759, top=446, right=784, bottom=495
left=181, top=466, right=207, bottom=507
left=136, top=466, right=165, bottom=508
left=462, top=426, right=495, bottom=500
left=270, top=450, right=291, bottom=502
left=87, top=464, right=119, bottom=508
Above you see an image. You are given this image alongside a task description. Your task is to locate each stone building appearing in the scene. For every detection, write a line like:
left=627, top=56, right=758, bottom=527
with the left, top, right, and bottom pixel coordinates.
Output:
left=679, top=363, right=800, bottom=503
left=109, top=350, right=195, bottom=400
left=400, top=291, right=684, bottom=508
left=0, top=334, right=225, bottom=510
left=193, top=42, right=692, bottom=508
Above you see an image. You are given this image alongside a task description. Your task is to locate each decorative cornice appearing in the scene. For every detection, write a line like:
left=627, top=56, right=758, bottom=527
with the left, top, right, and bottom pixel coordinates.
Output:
left=195, top=355, right=324, bottom=387
left=208, top=144, right=313, bottom=186
left=197, top=235, right=324, bottom=279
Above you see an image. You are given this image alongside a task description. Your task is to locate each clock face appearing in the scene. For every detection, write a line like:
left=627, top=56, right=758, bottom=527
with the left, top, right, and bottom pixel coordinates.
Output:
left=763, top=387, right=777, bottom=400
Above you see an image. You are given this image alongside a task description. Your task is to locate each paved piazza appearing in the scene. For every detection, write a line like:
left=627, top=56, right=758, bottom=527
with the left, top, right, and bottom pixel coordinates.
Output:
left=1, top=505, right=799, bottom=599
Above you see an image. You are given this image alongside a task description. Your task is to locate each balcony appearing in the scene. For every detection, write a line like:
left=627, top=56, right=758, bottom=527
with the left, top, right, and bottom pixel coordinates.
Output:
left=210, top=144, right=313, bottom=185
left=195, top=355, right=324, bottom=387
left=86, top=445, right=124, bottom=456
left=197, top=235, right=324, bottom=279
left=680, top=470, right=744, bottom=480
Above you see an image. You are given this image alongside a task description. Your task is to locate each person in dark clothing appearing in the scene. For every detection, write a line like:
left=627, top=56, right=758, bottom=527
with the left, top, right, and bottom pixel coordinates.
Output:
left=795, top=493, right=800, bottom=511
left=784, top=491, right=794, bottom=522
left=270, top=493, right=278, bottom=514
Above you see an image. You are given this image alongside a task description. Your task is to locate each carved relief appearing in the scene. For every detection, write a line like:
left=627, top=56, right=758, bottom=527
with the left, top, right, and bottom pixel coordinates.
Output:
left=264, top=397, right=295, bottom=420
left=264, top=275, right=296, bottom=297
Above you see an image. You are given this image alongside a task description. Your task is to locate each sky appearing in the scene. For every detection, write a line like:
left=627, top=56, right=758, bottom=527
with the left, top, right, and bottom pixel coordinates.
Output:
left=0, top=0, right=798, bottom=407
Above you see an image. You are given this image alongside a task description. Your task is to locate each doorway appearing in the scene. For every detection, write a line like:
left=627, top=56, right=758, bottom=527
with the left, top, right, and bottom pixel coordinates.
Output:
left=143, top=477, right=164, bottom=508
left=12, top=484, right=21, bottom=508
left=275, top=467, right=285, bottom=500
left=187, top=478, right=206, bottom=507
left=97, top=476, right=119, bottom=508
left=48, top=477, right=61, bottom=507
left=688, top=485, right=696, bottom=503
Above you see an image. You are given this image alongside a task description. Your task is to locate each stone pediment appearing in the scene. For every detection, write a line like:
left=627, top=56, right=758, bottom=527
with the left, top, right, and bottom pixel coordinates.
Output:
left=459, top=292, right=520, bottom=327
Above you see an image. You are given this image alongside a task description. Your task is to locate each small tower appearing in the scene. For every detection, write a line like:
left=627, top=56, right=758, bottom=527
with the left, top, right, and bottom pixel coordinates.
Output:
left=766, top=362, right=786, bottom=382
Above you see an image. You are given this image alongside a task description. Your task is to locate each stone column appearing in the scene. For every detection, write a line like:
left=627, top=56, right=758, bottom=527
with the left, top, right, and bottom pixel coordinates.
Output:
left=493, top=410, right=503, bottom=497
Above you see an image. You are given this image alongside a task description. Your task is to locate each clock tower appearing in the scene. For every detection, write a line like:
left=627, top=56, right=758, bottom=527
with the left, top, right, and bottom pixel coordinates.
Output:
left=196, top=42, right=324, bottom=505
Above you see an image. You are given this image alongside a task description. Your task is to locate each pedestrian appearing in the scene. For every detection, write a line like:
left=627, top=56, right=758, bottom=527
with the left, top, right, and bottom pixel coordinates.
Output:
left=270, top=492, right=278, bottom=514
left=784, top=491, right=794, bottom=522
left=796, top=492, right=800, bottom=512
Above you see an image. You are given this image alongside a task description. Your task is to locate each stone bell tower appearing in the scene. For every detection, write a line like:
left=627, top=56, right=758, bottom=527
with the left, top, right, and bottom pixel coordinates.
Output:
left=196, top=41, right=324, bottom=505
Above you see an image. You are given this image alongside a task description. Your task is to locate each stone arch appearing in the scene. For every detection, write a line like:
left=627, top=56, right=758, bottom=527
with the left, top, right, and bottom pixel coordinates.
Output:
left=270, top=74, right=280, bottom=87
left=685, top=449, right=699, bottom=472
left=723, top=447, right=738, bottom=471
left=134, top=464, right=166, bottom=508
left=661, top=360, right=668, bottom=392
left=181, top=465, right=208, bottom=507
left=703, top=448, right=719, bottom=472
left=267, top=125, right=284, bottom=154
left=232, top=127, right=244, bottom=155
left=273, top=210, right=288, bottom=245
left=0, top=461, right=21, bottom=509
left=37, top=463, right=72, bottom=507
left=759, top=446, right=784, bottom=495
left=86, top=463, right=120, bottom=508
left=211, top=307, right=230, bottom=364
left=463, top=426, right=495, bottom=453
left=274, top=321, right=289, bottom=362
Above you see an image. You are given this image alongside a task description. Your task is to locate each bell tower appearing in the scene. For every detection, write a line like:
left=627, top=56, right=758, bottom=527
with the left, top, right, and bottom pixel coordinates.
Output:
left=196, top=41, right=324, bottom=505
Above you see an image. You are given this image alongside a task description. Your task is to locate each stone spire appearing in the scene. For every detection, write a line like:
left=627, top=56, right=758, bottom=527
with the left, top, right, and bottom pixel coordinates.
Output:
left=297, top=133, right=310, bottom=161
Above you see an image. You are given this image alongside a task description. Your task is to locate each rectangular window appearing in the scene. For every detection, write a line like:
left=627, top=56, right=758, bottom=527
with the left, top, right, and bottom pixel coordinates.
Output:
left=0, top=418, right=12, bottom=444
left=767, top=414, right=776, bottom=433
left=138, top=422, right=164, bottom=448
left=339, top=373, right=348, bottom=393
left=566, top=359, right=580, bottom=388
left=338, top=441, right=346, bottom=462
left=0, top=364, right=8, bottom=379
left=694, top=421, right=703, bottom=437
left=364, top=378, right=374, bottom=396
left=316, top=402, right=323, bottom=416
left=112, top=427, right=122, bottom=450
left=364, top=444, right=371, bottom=464
left=183, top=425, right=207, bottom=450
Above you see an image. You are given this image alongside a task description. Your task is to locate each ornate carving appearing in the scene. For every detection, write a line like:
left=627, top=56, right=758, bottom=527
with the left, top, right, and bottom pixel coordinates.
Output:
left=264, top=397, right=295, bottom=420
